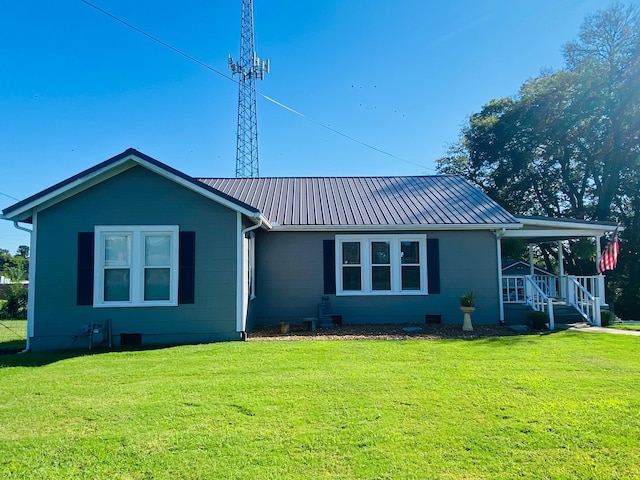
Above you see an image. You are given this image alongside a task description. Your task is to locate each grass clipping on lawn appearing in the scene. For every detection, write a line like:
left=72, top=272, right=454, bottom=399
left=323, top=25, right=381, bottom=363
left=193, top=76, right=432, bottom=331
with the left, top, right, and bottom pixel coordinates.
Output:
left=1, top=332, right=639, bottom=479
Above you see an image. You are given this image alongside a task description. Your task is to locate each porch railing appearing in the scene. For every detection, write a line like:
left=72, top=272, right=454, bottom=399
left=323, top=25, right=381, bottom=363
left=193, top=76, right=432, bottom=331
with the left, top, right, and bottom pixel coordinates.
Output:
left=503, top=275, right=558, bottom=303
left=503, top=273, right=604, bottom=328
left=559, top=275, right=604, bottom=305
left=532, top=274, right=558, bottom=298
left=565, top=276, right=601, bottom=327
left=523, top=276, right=555, bottom=330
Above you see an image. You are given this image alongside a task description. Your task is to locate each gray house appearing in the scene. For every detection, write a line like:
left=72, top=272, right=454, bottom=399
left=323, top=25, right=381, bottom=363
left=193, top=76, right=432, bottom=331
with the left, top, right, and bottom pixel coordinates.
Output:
left=1, top=149, right=617, bottom=351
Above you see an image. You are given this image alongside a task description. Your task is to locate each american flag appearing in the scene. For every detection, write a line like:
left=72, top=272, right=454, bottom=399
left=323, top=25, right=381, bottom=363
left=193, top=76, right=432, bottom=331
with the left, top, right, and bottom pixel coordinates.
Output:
left=598, top=228, right=619, bottom=273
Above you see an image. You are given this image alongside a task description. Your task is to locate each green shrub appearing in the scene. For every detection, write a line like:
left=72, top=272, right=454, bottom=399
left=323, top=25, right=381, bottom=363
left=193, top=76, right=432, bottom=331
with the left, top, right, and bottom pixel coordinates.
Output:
left=528, top=310, right=549, bottom=330
left=600, top=309, right=616, bottom=327
left=0, top=284, right=28, bottom=319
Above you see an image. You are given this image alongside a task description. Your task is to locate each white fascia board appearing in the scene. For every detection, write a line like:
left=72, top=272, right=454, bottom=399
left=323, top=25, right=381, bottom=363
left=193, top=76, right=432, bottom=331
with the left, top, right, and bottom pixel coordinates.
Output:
left=519, top=218, right=621, bottom=232
left=503, top=228, right=612, bottom=239
left=269, top=223, right=523, bottom=232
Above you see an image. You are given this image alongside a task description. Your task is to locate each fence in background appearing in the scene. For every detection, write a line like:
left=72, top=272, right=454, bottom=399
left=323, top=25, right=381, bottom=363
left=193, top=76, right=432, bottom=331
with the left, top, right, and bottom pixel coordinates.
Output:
left=0, top=319, right=27, bottom=352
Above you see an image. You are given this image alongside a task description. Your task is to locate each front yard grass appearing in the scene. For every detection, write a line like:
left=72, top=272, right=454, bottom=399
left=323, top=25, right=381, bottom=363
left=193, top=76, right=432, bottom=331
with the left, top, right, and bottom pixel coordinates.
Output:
left=0, top=319, right=26, bottom=350
left=609, top=322, right=640, bottom=331
left=1, top=331, right=639, bottom=479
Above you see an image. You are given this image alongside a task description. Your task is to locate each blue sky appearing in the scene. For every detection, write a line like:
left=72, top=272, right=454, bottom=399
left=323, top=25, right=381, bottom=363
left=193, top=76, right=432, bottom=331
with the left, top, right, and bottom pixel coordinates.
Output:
left=0, top=0, right=616, bottom=253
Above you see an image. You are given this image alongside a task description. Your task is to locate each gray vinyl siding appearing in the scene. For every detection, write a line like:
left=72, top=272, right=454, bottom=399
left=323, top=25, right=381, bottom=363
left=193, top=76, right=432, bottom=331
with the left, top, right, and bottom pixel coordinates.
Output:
left=251, top=230, right=500, bottom=327
left=31, top=166, right=239, bottom=351
left=503, top=304, right=534, bottom=325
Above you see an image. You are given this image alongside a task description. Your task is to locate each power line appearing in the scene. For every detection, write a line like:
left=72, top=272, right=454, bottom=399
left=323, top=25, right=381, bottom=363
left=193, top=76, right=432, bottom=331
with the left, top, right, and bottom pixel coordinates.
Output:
left=80, top=0, right=435, bottom=173
left=0, top=191, right=20, bottom=201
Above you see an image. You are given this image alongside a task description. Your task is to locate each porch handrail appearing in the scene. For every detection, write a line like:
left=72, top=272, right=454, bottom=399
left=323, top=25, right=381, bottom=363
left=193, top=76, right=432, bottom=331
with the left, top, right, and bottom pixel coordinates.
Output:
left=524, top=275, right=555, bottom=330
left=566, top=276, right=601, bottom=326
left=532, top=274, right=558, bottom=298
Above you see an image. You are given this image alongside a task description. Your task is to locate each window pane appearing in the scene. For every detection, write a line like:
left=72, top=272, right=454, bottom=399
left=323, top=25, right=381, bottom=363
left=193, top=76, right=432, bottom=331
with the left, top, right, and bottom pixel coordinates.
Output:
left=371, top=241, right=390, bottom=264
left=145, top=235, right=171, bottom=266
left=342, top=266, right=361, bottom=290
left=104, top=269, right=130, bottom=301
left=372, top=266, right=391, bottom=290
left=105, top=235, right=130, bottom=266
left=401, top=241, right=420, bottom=264
left=402, top=266, right=421, bottom=290
left=342, top=242, right=360, bottom=265
left=144, top=268, right=170, bottom=301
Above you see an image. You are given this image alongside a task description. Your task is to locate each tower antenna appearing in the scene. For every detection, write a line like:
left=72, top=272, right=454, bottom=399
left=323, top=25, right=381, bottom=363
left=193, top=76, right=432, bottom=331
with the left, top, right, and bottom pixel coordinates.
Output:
left=228, top=0, right=269, bottom=178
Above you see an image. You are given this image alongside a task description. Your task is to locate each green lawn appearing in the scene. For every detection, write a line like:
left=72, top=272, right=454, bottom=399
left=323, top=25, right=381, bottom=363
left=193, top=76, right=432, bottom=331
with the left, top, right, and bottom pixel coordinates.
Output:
left=609, top=322, right=640, bottom=332
left=1, top=332, right=639, bottom=479
left=0, top=319, right=27, bottom=350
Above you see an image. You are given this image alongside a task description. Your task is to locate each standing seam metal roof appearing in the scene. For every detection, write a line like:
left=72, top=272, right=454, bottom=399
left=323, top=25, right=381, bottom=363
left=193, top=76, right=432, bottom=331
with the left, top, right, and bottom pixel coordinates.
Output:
left=197, top=176, right=518, bottom=227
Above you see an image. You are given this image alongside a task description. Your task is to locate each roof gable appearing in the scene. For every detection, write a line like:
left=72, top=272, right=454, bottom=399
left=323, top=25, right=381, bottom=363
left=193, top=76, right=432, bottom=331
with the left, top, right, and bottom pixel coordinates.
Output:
left=2, top=149, right=262, bottom=223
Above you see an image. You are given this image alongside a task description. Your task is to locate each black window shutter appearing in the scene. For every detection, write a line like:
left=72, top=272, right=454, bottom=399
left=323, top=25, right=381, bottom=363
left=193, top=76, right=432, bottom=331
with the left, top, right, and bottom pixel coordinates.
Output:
left=323, top=239, right=336, bottom=295
left=427, top=238, right=440, bottom=294
left=77, top=232, right=95, bottom=305
left=179, top=231, right=196, bottom=304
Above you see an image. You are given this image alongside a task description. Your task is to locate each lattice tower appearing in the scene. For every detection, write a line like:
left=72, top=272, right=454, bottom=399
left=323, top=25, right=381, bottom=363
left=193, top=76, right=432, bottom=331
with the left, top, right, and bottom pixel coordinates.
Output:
left=228, top=0, right=269, bottom=178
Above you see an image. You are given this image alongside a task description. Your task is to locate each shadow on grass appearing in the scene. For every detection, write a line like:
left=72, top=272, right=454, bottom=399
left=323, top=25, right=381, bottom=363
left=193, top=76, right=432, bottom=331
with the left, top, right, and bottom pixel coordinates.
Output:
left=0, top=339, right=26, bottom=351
left=0, top=344, right=190, bottom=368
left=0, top=325, right=573, bottom=368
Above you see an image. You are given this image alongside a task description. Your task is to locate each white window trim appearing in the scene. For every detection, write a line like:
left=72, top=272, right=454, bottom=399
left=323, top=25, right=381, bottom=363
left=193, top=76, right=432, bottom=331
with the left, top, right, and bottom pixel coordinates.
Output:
left=93, top=225, right=179, bottom=308
left=335, top=234, right=428, bottom=296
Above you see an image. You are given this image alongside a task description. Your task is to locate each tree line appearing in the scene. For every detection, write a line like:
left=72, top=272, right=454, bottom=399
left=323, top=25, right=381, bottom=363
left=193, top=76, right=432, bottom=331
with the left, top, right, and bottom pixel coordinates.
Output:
left=437, top=3, right=640, bottom=317
left=0, top=246, right=29, bottom=319
left=0, top=246, right=29, bottom=283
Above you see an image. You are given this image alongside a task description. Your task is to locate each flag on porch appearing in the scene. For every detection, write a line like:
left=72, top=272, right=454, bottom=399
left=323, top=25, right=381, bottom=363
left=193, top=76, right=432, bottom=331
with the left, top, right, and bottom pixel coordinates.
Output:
left=597, top=228, right=619, bottom=273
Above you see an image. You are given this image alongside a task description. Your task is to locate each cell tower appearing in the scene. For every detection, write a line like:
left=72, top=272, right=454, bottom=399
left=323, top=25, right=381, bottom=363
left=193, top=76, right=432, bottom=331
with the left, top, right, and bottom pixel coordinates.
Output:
left=228, top=0, right=269, bottom=178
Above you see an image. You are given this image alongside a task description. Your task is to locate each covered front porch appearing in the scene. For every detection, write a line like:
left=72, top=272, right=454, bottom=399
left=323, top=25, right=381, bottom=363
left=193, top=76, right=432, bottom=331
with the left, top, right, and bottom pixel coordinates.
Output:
left=498, top=216, right=620, bottom=329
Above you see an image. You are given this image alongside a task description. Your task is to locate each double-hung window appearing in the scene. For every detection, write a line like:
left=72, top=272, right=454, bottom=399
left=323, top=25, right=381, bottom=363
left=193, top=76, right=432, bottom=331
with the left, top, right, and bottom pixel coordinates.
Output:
left=336, top=234, right=427, bottom=295
left=94, top=226, right=179, bottom=307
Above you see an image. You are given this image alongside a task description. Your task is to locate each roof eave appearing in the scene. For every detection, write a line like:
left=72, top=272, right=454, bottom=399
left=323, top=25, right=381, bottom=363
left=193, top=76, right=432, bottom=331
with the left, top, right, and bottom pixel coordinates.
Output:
left=268, top=223, right=523, bottom=232
left=515, top=216, right=622, bottom=231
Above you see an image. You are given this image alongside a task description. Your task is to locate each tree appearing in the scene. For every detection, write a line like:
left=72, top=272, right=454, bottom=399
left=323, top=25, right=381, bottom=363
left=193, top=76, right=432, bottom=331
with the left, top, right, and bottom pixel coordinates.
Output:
left=437, top=3, right=640, bottom=316
left=0, top=248, right=29, bottom=282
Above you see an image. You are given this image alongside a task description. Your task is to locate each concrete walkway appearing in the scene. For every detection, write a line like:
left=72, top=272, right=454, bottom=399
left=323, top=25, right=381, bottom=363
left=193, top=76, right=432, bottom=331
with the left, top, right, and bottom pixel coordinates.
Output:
left=556, top=322, right=640, bottom=336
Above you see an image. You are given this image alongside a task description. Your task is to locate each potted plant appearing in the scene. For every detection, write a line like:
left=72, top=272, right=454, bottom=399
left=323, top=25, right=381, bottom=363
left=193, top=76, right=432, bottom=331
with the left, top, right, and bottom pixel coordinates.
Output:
left=460, top=291, right=475, bottom=332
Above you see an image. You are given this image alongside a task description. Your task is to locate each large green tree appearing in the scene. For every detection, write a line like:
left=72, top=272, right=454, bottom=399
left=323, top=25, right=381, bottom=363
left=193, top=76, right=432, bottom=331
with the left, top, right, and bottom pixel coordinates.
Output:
left=437, top=3, right=640, bottom=316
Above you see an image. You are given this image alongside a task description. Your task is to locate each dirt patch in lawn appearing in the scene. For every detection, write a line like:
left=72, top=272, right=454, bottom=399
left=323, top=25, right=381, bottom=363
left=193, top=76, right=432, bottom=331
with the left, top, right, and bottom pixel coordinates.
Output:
left=247, top=323, right=521, bottom=341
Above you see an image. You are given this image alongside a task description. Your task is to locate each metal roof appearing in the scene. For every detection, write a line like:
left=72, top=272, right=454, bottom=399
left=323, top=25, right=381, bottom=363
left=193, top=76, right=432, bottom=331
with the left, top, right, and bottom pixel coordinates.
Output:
left=198, top=176, right=519, bottom=228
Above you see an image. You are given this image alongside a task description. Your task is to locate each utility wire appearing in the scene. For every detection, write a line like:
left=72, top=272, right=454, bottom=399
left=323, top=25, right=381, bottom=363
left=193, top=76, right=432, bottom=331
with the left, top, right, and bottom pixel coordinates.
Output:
left=80, top=0, right=435, bottom=172
left=0, top=191, right=20, bottom=201
left=260, top=95, right=431, bottom=171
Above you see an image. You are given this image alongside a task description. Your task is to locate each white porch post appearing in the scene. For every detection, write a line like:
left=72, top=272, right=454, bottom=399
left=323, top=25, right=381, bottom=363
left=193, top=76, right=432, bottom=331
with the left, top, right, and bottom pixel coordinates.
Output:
left=528, top=245, right=535, bottom=276
left=595, top=235, right=606, bottom=307
left=496, top=233, right=505, bottom=323
left=557, top=241, right=564, bottom=300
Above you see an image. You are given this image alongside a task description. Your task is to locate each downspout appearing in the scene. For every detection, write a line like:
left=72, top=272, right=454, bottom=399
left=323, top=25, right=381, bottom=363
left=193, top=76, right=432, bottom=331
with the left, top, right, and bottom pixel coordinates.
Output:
left=494, top=228, right=506, bottom=324
left=13, top=221, right=32, bottom=353
left=242, top=219, right=263, bottom=236
left=239, top=219, right=263, bottom=339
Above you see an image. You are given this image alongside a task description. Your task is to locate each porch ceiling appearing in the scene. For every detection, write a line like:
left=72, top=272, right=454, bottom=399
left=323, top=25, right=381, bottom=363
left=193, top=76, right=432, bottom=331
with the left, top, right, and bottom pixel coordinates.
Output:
left=502, top=216, right=619, bottom=243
